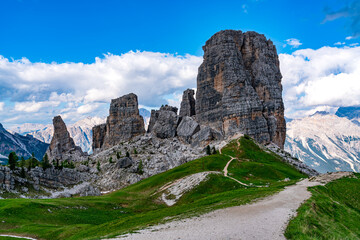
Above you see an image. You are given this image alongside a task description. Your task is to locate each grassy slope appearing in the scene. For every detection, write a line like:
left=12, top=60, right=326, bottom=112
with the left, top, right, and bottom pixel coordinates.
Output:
left=285, top=173, right=360, bottom=240
left=0, top=137, right=306, bottom=240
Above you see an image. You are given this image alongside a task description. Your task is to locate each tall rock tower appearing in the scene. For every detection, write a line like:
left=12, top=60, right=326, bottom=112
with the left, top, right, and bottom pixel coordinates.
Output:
left=195, top=30, right=286, bottom=148
left=46, top=116, right=84, bottom=162
left=92, top=93, right=145, bottom=150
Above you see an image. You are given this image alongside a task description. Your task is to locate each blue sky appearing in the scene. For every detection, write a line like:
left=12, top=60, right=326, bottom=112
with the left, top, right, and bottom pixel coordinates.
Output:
left=0, top=0, right=360, bottom=127
left=1, top=0, right=357, bottom=62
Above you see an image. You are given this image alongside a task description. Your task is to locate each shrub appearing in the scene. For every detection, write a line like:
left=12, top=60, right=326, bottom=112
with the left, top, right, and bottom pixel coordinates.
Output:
left=206, top=145, right=211, bottom=155
left=138, top=160, right=143, bottom=175
left=126, top=151, right=130, bottom=158
left=97, top=161, right=101, bottom=172
left=8, top=152, right=18, bottom=170
left=109, top=157, right=113, bottom=163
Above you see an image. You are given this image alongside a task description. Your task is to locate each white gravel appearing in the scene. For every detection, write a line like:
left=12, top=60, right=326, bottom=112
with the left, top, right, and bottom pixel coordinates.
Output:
left=160, top=171, right=220, bottom=206
left=111, top=174, right=350, bottom=240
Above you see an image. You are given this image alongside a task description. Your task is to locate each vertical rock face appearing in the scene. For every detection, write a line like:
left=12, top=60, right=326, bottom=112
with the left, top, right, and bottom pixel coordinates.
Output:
left=195, top=30, right=286, bottom=148
left=147, top=105, right=179, bottom=139
left=179, top=89, right=196, bottom=117
left=92, top=124, right=107, bottom=150
left=94, top=93, right=145, bottom=150
left=46, top=116, right=84, bottom=161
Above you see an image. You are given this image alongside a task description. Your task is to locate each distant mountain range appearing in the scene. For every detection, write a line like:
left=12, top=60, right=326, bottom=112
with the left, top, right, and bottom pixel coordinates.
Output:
left=0, top=123, right=49, bottom=163
left=8, top=108, right=151, bottom=154
left=285, top=107, right=360, bottom=173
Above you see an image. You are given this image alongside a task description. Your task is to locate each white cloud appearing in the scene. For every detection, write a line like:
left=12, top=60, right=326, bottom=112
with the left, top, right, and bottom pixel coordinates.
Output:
left=0, top=102, right=4, bottom=111
left=285, top=38, right=302, bottom=48
left=0, top=51, right=202, bottom=125
left=334, top=42, right=345, bottom=45
left=280, top=45, right=360, bottom=118
left=77, top=103, right=100, bottom=114
left=14, top=101, right=60, bottom=113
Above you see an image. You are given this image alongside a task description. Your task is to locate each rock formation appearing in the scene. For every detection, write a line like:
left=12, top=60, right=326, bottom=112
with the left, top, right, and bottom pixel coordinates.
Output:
left=177, top=116, right=200, bottom=143
left=195, top=30, right=286, bottom=148
left=46, top=116, right=84, bottom=162
left=93, top=93, right=145, bottom=150
left=147, top=105, right=179, bottom=139
left=179, top=89, right=196, bottom=117
left=92, top=124, right=106, bottom=150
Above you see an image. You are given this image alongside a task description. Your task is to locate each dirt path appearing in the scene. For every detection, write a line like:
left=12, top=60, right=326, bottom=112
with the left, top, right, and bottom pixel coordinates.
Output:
left=111, top=172, right=352, bottom=240
left=223, top=156, right=249, bottom=186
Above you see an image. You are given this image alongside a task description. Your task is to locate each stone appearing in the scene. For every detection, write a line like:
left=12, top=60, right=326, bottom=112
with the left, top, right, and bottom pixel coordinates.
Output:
left=195, top=30, right=286, bottom=148
left=179, top=89, right=196, bottom=117
left=148, top=105, right=179, bottom=139
left=45, top=116, right=84, bottom=162
left=94, top=93, right=145, bottom=149
left=116, top=157, right=133, bottom=168
left=191, top=126, right=223, bottom=147
left=176, top=116, right=200, bottom=143
left=92, top=123, right=106, bottom=151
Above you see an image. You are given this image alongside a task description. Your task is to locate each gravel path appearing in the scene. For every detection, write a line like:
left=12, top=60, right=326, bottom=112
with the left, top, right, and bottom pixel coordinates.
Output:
left=111, top=177, right=332, bottom=240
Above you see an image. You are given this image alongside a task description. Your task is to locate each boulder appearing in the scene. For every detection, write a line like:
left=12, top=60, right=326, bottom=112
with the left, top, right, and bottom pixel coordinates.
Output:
left=148, top=105, right=179, bottom=139
left=191, top=126, right=223, bottom=147
left=177, top=116, right=200, bottom=143
left=116, top=157, right=133, bottom=168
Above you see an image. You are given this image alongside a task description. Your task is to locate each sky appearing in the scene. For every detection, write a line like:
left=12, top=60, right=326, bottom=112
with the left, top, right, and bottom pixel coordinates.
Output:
left=0, top=0, right=360, bottom=127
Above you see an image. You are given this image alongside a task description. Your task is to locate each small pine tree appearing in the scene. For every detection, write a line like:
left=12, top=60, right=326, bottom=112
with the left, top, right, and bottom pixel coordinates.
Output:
left=97, top=161, right=101, bottom=172
left=206, top=145, right=211, bottom=155
left=212, top=146, right=216, bottom=155
left=133, top=148, right=138, bottom=155
left=126, top=151, right=130, bottom=158
left=20, top=167, right=26, bottom=178
left=116, top=152, right=121, bottom=159
left=109, top=157, right=113, bottom=163
left=138, top=160, right=144, bottom=175
left=8, top=152, right=18, bottom=170
left=42, top=153, right=51, bottom=170
left=20, top=157, right=26, bottom=168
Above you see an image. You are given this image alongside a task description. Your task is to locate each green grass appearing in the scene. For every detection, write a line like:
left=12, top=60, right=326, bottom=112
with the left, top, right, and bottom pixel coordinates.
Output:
left=0, top=137, right=307, bottom=240
left=285, top=173, right=360, bottom=240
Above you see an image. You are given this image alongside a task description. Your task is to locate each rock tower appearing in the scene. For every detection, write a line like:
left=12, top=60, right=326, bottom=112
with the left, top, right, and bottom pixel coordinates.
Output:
left=195, top=30, right=286, bottom=148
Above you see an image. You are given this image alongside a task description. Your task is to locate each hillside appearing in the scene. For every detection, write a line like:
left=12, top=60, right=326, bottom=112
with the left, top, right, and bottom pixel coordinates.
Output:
left=0, top=123, right=49, bottom=161
left=0, top=136, right=307, bottom=240
left=286, top=173, right=360, bottom=239
left=285, top=114, right=360, bottom=173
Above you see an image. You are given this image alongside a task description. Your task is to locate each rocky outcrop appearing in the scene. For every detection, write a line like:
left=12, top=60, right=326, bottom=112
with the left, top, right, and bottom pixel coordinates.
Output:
left=46, top=116, right=84, bottom=162
left=92, top=124, right=106, bottom=151
left=0, top=165, right=100, bottom=197
left=195, top=30, right=286, bottom=148
left=93, top=93, right=145, bottom=150
left=148, top=105, right=179, bottom=139
left=179, top=89, right=196, bottom=117
left=177, top=116, right=200, bottom=143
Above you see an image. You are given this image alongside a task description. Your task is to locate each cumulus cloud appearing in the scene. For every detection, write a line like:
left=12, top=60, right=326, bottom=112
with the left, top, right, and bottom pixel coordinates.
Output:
left=280, top=45, right=360, bottom=118
left=0, top=102, right=4, bottom=111
left=284, top=38, right=302, bottom=48
left=0, top=51, right=202, bottom=125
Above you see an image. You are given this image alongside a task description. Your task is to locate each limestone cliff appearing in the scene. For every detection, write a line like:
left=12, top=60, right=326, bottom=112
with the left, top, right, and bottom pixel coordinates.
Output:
left=179, top=89, right=196, bottom=117
left=195, top=30, right=286, bottom=148
left=93, top=93, right=145, bottom=150
left=46, top=116, right=84, bottom=162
